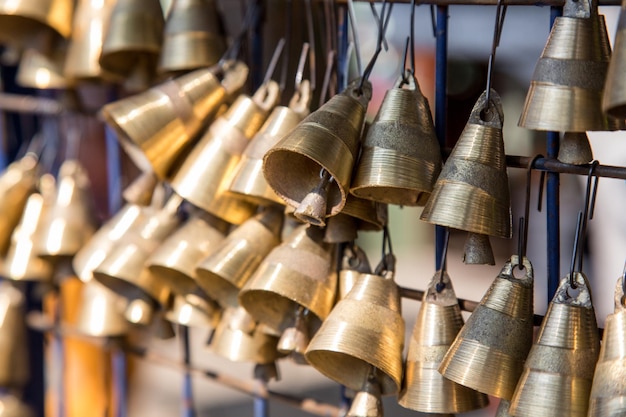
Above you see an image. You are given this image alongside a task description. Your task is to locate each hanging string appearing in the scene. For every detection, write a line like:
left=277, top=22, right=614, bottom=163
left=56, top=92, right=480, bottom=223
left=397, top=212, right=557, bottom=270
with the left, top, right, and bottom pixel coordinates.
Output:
left=484, top=0, right=507, bottom=112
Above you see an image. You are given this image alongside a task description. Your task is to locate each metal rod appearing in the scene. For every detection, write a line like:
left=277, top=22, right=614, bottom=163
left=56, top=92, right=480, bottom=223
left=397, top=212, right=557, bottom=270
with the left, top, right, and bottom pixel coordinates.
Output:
left=104, top=125, right=123, bottom=216
left=180, top=325, right=195, bottom=417
left=113, top=347, right=128, bottom=417
left=0, top=92, right=66, bottom=115
left=335, top=0, right=620, bottom=5
left=505, top=155, right=626, bottom=180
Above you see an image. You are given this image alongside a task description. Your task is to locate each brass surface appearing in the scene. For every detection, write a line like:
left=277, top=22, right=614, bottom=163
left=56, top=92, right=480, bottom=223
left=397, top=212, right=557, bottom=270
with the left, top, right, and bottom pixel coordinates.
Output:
left=158, top=0, right=225, bottom=73
left=337, top=244, right=371, bottom=300
left=510, top=271, right=600, bottom=417
left=122, top=171, right=158, bottom=205
left=124, top=297, right=155, bottom=326
left=305, top=271, right=404, bottom=395
left=346, top=375, right=383, bottom=417
left=324, top=213, right=358, bottom=243
left=0, top=282, right=29, bottom=388
left=170, top=81, right=279, bottom=224
left=603, top=6, right=626, bottom=118
left=195, top=209, right=282, bottom=308
left=17, top=47, right=68, bottom=89
left=165, top=294, right=221, bottom=329
left=351, top=72, right=441, bottom=206
left=102, top=61, right=248, bottom=179
left=421, top=89, right=512, bottom=239
left=439, top=255, right=534, bottom=400
left=74, top=280, right=128, bottom=337
left=463, top=232, right=496, bottom=265
left=558, top=132, right=594, bottom=165
left=399, top=271, right=489, bottom=413
left=263, top=79, right=372, bottom=218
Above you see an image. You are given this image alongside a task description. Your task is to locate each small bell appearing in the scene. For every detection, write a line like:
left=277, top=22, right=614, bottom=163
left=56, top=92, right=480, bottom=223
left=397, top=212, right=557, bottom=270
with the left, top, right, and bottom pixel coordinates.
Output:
left=463, top=232, right=496, bottom=265
left=557, top=132, right=594, bottom=165
left=346, top=370, right=384, bottom=417
left=122, top=172, right=158, bottom=206
left=124, top=297, right=156, bottom=326
left=74, top=280, right=128, bottom=337
left=276, top=306, right=310, bottom=364
left=165, top=295, right=221, bottom=329
left=16, top=46, right=69, bottom=90
left=603, top=3, right=626, bottom=118
left=337, top=244, right=371, bottom=301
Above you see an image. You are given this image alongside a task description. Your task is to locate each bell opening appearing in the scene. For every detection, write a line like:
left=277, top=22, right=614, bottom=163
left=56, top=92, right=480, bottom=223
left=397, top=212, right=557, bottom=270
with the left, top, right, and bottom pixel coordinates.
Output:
left=93, top=271, right=152, bottom=303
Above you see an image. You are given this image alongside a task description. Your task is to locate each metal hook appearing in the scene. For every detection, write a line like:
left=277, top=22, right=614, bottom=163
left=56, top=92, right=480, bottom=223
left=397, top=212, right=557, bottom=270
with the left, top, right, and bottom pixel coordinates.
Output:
left=304, top=0, right=317, bottom=91
left=436, top=228, right=450, bottom=293
left=518, top=154, right=546, bottom=268
left=278, top=0, right=293, bottom=92
left=346, top=0, right=363, bottom=77
left=357, top=0, right=394, bottom=93
left=430, top=5, right=437, bottom=38
left=409, top=0, right=416, bottom=75
left=569, top=211, right=584, bottom=289
left=369, top=2, right=389, bottom=51
left=400, top=37, right=410, bottom=83
left=374, top=224, right=395, bottom=275
left=221, top=1, right=260, bottom=62
left=295, top=43, right=311, bottom=91
left=319, top=50, right=337, bottom=106
left=262, top=38, right=286, bottom=87
left=484, top=0, right=507, bottom=112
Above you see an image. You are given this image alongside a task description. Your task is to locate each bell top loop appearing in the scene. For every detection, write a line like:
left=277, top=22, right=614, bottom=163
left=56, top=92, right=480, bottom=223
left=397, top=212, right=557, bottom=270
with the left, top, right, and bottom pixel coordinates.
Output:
left=426, top=270, right=457, bottom=307
left=346, top=78, right=373, bottom=110
left=395, top=69, right=417, bottom=91
left=252, top=80, right=281, bottom=112
left=342, top=244, right=372, bottom=274
left=614, top=275, right=626, bottom=311
left=472, top=89, right=504, bottom=128
left=555, top=272, right=593, bottom=308
left=564, top=0, right=596, bottom=18
left=219, top=60, right=250, bottom=96
left=288, top=80, right=312, bottom=118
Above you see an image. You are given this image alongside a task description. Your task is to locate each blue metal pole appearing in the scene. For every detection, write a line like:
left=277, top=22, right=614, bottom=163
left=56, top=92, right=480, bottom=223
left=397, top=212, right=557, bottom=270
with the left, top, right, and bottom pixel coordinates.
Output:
left=180, top=326, right=195, bottom=417
left=337, top=5, right=349, bottom=91
left=547, top=7, right=562, bottom=299
left=435, top=6, right=449, bottom=270
left=113, top=347, right=128, bottom=417
left=104, top=125, right=123, bottom=215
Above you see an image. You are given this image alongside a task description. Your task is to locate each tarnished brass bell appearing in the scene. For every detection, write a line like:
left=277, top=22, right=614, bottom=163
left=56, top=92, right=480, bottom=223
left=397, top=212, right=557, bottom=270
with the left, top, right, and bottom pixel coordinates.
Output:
left=16, top=46, right=68, bottom=89
left=147, top=211, right=229, bottom=301
left=98, top=0, right=163, bottom=88
left=63, top=0, right=117, bottom=82
left=337, top=244, right=371, bottom=300
left=170, top=81, right=279, bottom=224
left=305, top=270, right=404, bottom=395
left=399, top=271, right=489, bottom=413
left=165, top=295, right=220, bottom=329
left=463, top=232, right=496, bottom=265
left=604, top=3, right=626, bottom=118
left=0, top=282, right=29, bottom=388
left=510, top=271, right=600, bottom=417
left=346, top=370, right=384, bottom=417
left=263, top=79, right=372, bottom=222
left=228, top=81, right=312, bottom=206
left=158, top=0, right=226, bottom=74
left=208, top=306, right=281, bottom=364
left=195, top=208, right=283, bottom=308
left=101, top=60, right=248, bottom=179
left=421, top=89, right=511, bottom=265
left=351, top=71, right=441, bottom=206
left=496, top=400, right=514, bottom=417
left=35, top=160, right=98, bottom=259
left=558, top=132, right=594, bottom=165
left=519, top=1, right=617, bottom=131
left=588, top=277, right=626, bottom=416
left=74, top=280, right=128, bottom=337
left=439, top=255, right=534, bottom=400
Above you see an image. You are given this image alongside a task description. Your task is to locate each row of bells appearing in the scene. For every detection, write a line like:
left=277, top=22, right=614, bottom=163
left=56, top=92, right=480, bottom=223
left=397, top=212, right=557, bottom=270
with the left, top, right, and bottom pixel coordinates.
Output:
left=1, top=0, right=226, bottom=91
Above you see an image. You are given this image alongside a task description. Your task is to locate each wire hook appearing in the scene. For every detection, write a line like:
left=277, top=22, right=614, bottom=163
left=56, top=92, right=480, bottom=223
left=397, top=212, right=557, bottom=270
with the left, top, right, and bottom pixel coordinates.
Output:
left=436, top=228, right=450, bottom=293
left=346, top=0, right=363, bottom=77
left=319, top=50, right=337, bottom=106
left=374, top=223, right=396, bottom=275
left=517, top=154, right=546, bottom=268
left=357, top=0, right=393, bottom=93
left=262, top=38, right=286, bottom=87
left=484, top=0, right=507, bottom=112
left=304, top=0, right=317, bottom=91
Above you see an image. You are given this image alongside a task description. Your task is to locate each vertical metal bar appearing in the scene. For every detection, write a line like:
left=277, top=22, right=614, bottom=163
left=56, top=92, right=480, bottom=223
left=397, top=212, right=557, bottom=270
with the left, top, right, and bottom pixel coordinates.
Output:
left=180, top=326, right=195, bottom=417
left=104, top=125, right=123, bottom=215
left=251, top=0, right=264, bottom=90
left=547, top=6, right=562, bottom=299
left=113, top=347, right=128, bottom=417
left=434, top=6, right=449, bottom=270
left=253, top=388, right=269, bottom=417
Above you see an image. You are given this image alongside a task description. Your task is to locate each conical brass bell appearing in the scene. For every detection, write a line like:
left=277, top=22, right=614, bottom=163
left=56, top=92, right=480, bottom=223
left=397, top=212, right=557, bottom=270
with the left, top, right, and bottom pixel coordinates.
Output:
left=63, top=0, right=117, bottom=82
left=147, top=211, right=229, bottom=301
left=337, top=244, right=371, bottom=300
left=208, top=306, right=281, bottom=364
left=16, top=46, right=68, bottom=89
left=439, top=255, right=534, bottom=400
left=463, top=232, right=496, bottom=265
left=275, top=306, right=310, bottom=364
left=346, top=370, right=384, bottom=417
left=102, top=60, right=248, bottom=179
left=98, top=0, right=164, bottom=88
left=558, top=132, right=594, bottom=165
left=122, top=172, right=158, bottom=206
left=519, top=2, right=617, bottom=131
left=0, top=155, right=38, bottom=256
left=124, top=297, right=157, bottom=326
left=509, top=271, right=600, bottom=416
left=74, top=280, right=128, bottom=337
left=165, top=295, right=220, bottom=329
left=170, top=81, right=279, bottom=224
left=305, top=269, right=404, bottom=396
left=420, top=89, right=511, bottom=265
left=195, top=208, right=283, bottom=308
left=228, top=81, right=312, bottom=206
left=351, top=71, right=441, bottom=206
left=158, top=0, right=226, bottom=74
left=495, top=400, right=514, bottom=417
left=35, top=160, right=98, bottom=259
left=0, top=282, right=29, bottom=388
left=588, top=277, right=626, bottom=416
left=399, top=270, right=489, bottom=413
left=263, top=78, right=372, bottom=222
left=603, top=3, right=626, bottom=118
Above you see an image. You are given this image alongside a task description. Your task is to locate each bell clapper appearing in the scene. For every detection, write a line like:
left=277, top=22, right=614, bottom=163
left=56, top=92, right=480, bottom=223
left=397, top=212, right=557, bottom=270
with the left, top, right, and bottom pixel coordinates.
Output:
left=294, top=169, right=333, bottom=227
left=347, top=367, right=384, bottom=417
left=277, top=306, right=311, bottom=365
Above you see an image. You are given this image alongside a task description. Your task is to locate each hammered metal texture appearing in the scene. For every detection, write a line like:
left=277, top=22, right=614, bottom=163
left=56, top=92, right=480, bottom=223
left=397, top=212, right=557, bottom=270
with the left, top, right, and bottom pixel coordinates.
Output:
left=603, top=6, right=626, bottom=118
left=557, top=132, right=594, bottom=165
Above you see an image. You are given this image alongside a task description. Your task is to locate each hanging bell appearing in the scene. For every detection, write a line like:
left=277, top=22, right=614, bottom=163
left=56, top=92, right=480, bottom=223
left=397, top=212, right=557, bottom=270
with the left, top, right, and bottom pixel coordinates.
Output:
left=603, top=3, right=626, bottom=118
left=63, top=0, right=117, bottom=82
left=399, top=270, right=489, bottom=413
left=420, top=89, right=511, bottom=265
left=346, top=369, right=384, bottom=417
left=98, top=0, right=164, bottom=89
left=195, top=208, right=283, bottom=308
left=101, top=60, right=248, bottom=179
left=337, top=244, right=371, bottom=301
left=305, top=269, right=404, bottom=396
left=35, top=160, right=98, bottom=259
left=439, top=255, right=534, bottom=400
left=263, top=78, right=372, bottom=224
left=158, top=0, right=226, bottom=74
left=124, top=297, right=157, bottom=326
left=558, top=132, right=594, bottom=165
left=588, top=277, right=626, bottom=416
left=351, top=71, right=441, bottom=206
left=122, top=172, right=158, bottom=206
left=0, top=282, right=30, bottom=388
left=228, top=81, right=312, bottom=206
left=519, top=2, right=618, bottom=131
left=147, top=211, right=229, bottom=302
left=165, top=294, right=221, bottom=329
left=509, top=271, right=600, bottom=417
left=463, top=232, right=496, bottom=265
left=16, top=46, right=69, bottom=90
left=74, top=280, right=129, bottom=337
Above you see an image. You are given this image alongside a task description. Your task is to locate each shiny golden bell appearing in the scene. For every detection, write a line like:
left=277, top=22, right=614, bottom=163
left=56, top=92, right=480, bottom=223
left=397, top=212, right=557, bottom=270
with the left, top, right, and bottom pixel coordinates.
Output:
left=510, top=271, right=600, bottom=417
left=102, top=61, right=248, bottom=179
left=399, top=271, right=489, bottom=413
left=165, top=294, right=221, bottom=329
left=74, top=280, right=128, bottom=337
left=305, top=271, right=404, bottom=395
left=263, top=79, right=372, bottom=219
left=346, top=371, right=384, bottom=417
left=558, top=132, right=594, bottom=165
left=122, top=171, right=158, bottom=206
left=604, top=4, right=626, bottom=118
left=17, top=46, right=69, bottom=90
left=0, top=282, right=29, bottom=388
left=439, top=255, right=534, bottom=400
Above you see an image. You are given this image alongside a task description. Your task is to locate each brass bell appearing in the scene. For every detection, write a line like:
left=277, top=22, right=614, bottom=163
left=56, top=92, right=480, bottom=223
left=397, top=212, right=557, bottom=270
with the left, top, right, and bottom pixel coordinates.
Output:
left=558, top=132, right=594, bottom=165
left=420, top=89, right=511, bottom=265
left=305, top=269, right=404, bottom=396
left=463, top=232, right=495, bottom=265
left=208, top=306, right=281, bottom=364
left=74, top=280, right=128, bottom=337
left=122, top=171, right=158, bottom=206
left=124, top=297, right=157, bottom=326
left=603, top=3, right=626, bottom=118
left=351, top=71, right=441, bottom=206
left=496, top=400, right=514, bottom=417
left=147, top=211, right=229, bottom=301
left=399, top=271, right=489, bottom=413
left=158, top=0, right=226, bottom=74
left=63, top=0, right=117, bottom=82
left=16, top=46, right=69, bottom=89
left=337, top=244, right=371, bottom=301
left=165, top=295, right=221, bottom=329
left=519, top=2, right=617, bottom=131
left=588, top=277, right=626, bottom=416
left=0, top=282, right=29, bottom=388
left=101, top=60, right=248, bottom=179
left=228, top=81, right=312, bottom=206
left=169, top=81, right=279, bottom=224
left=263, top=79, right=372, bottom=224
left=346, top=369, right=384, bottom=417
left=0, top=155, right=39, bottom=256
left=195, top=208, right=283, bottom=308
left=35, top=160, right=98, bottom=259
left=98, top=0, right=164, bottom=89
left=439, top=255, right=534, bottom=400
left=509, top=271, right=600, bottom=417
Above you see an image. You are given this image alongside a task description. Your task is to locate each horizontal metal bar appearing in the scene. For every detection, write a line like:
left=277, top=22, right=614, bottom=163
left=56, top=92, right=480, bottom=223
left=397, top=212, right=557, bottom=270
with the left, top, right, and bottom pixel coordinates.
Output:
left=335, top=0, right=621, bottom=5
left=506, top=155, right=626, bottom=180
left=0, top=93, right=66, bottom=115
